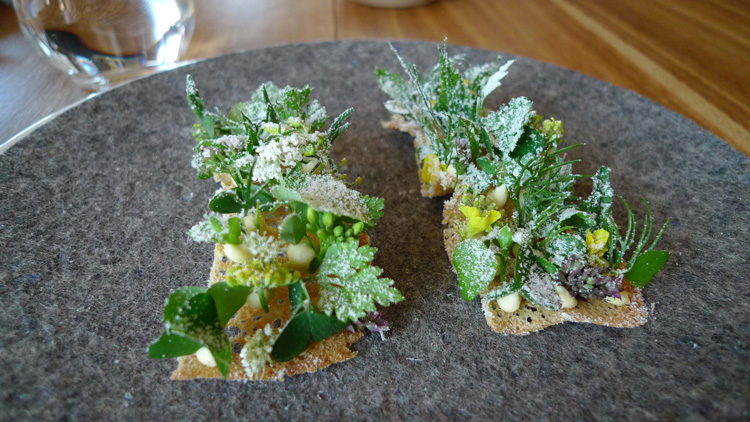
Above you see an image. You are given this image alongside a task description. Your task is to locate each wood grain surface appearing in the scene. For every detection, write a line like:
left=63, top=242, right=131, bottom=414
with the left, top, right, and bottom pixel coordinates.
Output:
left=1, top=0, right=748, bottom=155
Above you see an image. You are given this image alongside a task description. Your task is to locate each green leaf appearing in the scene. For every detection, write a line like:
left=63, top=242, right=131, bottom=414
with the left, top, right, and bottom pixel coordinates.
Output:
left=480, top=59, right=514, bottom=101
left=536, top=255, right=557, bottom=274
left=225, top=217, right=243, bottom=245
left=476, top=157, right=497, bottom=177
left=207, top=282, right=251, bottom=327
left=496, top=226, right=512, bottom=250
left=544, top=234, right=587, bottom=261
left=363, top=195, right=385, bottom=222
left=326, top=108, right=354, bottom=145
left=209, top=189, right=243, bottom=214
left=186, top=75, right=205, bottom=118
left=317, top=240, right=404, bottom=321
left=278, top=85, right=312, bottom=117
left=288, top=282, right=305, bottom=312
left=148, top=332, right=202, bottom=359
left=484, top=274, right=523, bottom=301
left=453, top=239, right=497, bottom=301
left=510, top=125, right=544, bottom=160
left=625, top=250, right=670, bottom=288
left=280, top=214, right=307, bottom=244
left=270, top=185, right=304, bottom=203
left=263, top=85, right=280, bottom=123
left=271, top=312, right=311, bottom=362
left=582, top=167, right=614, bottom=225
left=457, top=117, right=482, bottom=161
left=481, top=97, right=533, bottom=156
left=269, top=309, right=349, bottom=363
left=308, top=311, right=350, bottom=341
left=245, top=184, right=274, bottom=207
left=200, top=115, right=215, bottom=138
left=150, top=286, right=233, bottom=377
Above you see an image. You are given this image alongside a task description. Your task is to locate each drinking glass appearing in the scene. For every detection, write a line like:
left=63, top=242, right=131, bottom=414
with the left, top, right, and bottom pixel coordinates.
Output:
left=13, top=0, right=195, bottom=88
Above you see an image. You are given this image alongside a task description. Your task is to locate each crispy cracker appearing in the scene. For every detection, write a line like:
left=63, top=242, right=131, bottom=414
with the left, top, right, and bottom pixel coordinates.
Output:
left=442, top=189, right=649, bottom=335
left=382, top=116, right=455, bottom=198
left=171, top=271, right=363, bottom=381
left=172, top=199, right=370, bottom=381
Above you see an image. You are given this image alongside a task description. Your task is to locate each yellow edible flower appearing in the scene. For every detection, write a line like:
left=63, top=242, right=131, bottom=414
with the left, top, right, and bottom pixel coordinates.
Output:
left=461, top=206, right=503, bottom=239
left=421, top=154, right=440, bottom=184
left=586, top=229, right=610, bottom=257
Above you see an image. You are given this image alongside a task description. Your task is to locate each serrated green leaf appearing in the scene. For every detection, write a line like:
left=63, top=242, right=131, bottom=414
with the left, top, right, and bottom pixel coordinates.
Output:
left=280, top=214, right=306, bottom=244
left=480, top=59, right=514, bottom=101
left=326, top=108, right=354, bottom=144
left=207, top=282, right=251, bottom=327
left=453, top=239, right=497, bottom=301
left=317, top=240, right=403, bottom=321
left=625, top=250, right=670, bottom=288
left=582, top=167, right=614, bottom=225
left=363, top=195, right=385, bottom=222
left=482, top=97, right=533, bottom=156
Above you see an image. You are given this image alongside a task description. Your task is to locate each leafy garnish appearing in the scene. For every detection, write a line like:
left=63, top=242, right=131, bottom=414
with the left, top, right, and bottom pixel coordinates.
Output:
left=453, top=239, right=497, bottom=301
left=317, top=240, right=404, bottom=321
left=271, top=310, right=350, bottom=362
left=149, top=283, right=250, bottom=378
left=625, top=250, right=670, bottom=288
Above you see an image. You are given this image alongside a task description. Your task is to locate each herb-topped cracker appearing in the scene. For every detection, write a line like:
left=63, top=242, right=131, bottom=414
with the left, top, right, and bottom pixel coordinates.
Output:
left=377, top=41, right=514, bottom=197
left=149, top=77, right=403, bottom=380
left=378, top=42, right=670, bottom=335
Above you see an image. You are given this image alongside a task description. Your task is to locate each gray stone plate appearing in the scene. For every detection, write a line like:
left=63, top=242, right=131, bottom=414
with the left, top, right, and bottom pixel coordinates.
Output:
left=1, top=41, right=748, bottom=421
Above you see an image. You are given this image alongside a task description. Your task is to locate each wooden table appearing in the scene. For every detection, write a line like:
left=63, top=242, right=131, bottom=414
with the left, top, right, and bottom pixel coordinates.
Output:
left=2, top=0, right=748, bottom=155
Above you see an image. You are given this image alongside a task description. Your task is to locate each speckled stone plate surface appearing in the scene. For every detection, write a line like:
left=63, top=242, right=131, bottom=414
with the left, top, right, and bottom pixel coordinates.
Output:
left=1, top=41, right=748, bottom=421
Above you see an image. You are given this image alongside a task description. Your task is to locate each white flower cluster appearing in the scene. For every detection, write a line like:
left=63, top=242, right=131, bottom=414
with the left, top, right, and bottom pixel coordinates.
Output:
left=252, top=132, right=317, bottom=183
left=240, top=324, right=276, bottom=378
left=241, top=229, right=285, bottom=263
left=215, top=134, right=249, bottom=151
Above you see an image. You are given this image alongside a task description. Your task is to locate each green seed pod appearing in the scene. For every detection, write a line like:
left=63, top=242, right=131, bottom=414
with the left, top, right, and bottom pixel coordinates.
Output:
left=333, top=226, right=344, bottom=237
left=322, top=212, right=334, bottom=228
left=304, top=144, right=316, bottom=157
left=316, top=228, right=328, bottom=242
left=307, top=207, right=318, bottom=224
left=345, top=228, right=353, bottom=237
left=352, top=222, right=365, bottom=235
